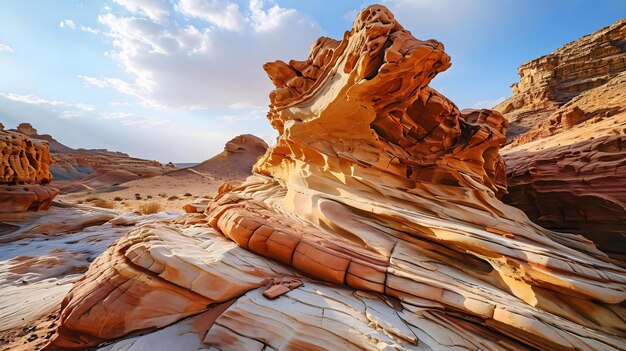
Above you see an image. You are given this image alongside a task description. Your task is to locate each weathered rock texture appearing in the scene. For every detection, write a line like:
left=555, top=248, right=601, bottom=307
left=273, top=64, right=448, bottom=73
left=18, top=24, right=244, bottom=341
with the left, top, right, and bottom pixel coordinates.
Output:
left=46, top=6, right=626, bottom=351
left=0, top=127, right=58, bottom=212
left=11, top=123, right=176, bottom=193
left=495, top=18, right=626, bottom=140
left=499, top=19, right=626, bottom=260
left=504, top=135, right=626, bottom=260
left=0, top=202, right=178, bottom=351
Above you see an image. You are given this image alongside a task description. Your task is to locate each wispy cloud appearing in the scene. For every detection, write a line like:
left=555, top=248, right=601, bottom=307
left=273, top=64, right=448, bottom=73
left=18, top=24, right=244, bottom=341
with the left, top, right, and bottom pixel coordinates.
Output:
left=99, top=111, right=169, bottom=128
left=60, top=19, right=99, bottom=34
left=0, top=92, right=94, bottom=119
left=470, top=97, right=506, bottom=109
left=219, top=107, right=266, bottom=123
left=0, top=43, right=14, bottom=54
left=59, top=19, right=77, bottom=29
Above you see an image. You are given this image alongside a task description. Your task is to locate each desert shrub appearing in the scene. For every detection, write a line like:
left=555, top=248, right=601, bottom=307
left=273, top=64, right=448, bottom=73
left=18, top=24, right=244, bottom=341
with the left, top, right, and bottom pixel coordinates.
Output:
left=138, top=201, right=163, bottom=215
left=85, top=197, right=102, bottom=202
left=183, top=192, right=192, bottom=197
left=77, top=200, right=84, bottom=204
left=92, top=200, right=115, bottom=209
left=114, top=197, right=123, bottom=201
left=158, top=193, right=167, bottom=198
left=147, top=195, right=153, bottom=199
left=135, top=193, right=142, bottom=200
left=167, top=195, right=178, bottom=200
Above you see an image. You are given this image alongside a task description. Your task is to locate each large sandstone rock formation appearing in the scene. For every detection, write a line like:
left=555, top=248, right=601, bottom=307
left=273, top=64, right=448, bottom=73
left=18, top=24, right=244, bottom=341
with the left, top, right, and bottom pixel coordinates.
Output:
left=46, top=6, right=626, bottom=351
left=497, top=19, right=626, bottom=260
left=0, top=127, right=58, bottom=212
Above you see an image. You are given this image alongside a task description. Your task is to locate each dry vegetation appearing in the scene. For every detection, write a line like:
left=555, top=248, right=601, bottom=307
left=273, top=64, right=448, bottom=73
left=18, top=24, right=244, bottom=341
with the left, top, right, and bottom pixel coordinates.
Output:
left=138, top=201, right=163, bottom=214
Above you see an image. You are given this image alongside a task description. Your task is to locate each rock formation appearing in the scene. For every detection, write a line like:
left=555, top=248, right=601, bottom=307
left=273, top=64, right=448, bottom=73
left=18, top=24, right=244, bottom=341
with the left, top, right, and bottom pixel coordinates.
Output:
left=0, top=202, right=178, bottom=350
left=498, top=19, right=626, bottom=260
left=46, top=6, right=626, bottom=351
left=188, top=134, right=268, bottom=178
left=0, top=127, right=58, bottom=212
left=11, top=123, right=175, bottom=193
left=495, top=18, right=626, bottom=140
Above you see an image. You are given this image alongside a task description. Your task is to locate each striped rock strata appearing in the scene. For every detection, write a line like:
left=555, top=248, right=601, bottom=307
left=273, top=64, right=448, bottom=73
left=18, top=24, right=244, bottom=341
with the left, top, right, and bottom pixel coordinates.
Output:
left=0, top=126, right=58, bottom=212
left=46, top=5, right=626, bottom=351
left=500, top=19, right=626, bottom=260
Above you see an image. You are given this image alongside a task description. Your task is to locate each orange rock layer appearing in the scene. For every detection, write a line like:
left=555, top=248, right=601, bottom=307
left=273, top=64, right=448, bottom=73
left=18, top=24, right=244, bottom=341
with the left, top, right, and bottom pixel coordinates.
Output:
left=0, top=127, right=57, bottom=212
left=47, top=5, right=626, bottom=351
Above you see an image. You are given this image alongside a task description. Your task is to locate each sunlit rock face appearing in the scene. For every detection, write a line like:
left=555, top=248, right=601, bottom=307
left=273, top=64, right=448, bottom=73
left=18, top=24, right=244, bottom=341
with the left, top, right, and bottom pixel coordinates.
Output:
left=495, top=18, right=626, bottom=140
left=498, top=18, right=626, bottom=260
left=0, top=127, right=58, bottom=212
left=47, top=5, right=626, bottom=351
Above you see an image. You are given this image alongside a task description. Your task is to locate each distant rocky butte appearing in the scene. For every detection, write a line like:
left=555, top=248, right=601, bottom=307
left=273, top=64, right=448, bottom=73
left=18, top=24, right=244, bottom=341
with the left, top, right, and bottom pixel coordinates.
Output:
left=45, top=6, right=624, bottom=351
left=189, top=134, right=268, bottom=177
left=12, top=123, right=176, bottom=192
left=497, top=19, right=626, bottom=260
left=0, top=123, right=58, bottom=212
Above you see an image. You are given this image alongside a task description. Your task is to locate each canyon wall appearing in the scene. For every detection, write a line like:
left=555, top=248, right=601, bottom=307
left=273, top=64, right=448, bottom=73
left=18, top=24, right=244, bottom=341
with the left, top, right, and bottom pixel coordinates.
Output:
left=498, top=19, right=626, bottom=260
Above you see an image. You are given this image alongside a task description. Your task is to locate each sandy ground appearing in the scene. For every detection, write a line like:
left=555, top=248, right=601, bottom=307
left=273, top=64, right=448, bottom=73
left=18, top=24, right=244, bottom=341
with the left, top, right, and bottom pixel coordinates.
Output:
left=57, top=169, right=234, bottom=212
left=0, top=308, right=59, bottom=351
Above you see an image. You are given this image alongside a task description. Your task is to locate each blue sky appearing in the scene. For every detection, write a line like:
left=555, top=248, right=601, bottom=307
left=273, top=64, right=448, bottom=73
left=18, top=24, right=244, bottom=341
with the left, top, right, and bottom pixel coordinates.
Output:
left=1, top=0, right=624, bottom=162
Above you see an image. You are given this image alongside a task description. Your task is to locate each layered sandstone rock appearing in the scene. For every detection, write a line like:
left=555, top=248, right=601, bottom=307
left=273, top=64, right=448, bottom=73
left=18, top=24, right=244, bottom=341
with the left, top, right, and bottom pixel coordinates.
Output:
left=0, top=202, right=178, bottom=350
left=499, top=19, right=626, bottom=260
left=495, top=18, right=626, bottom=140
left=46, top=6, right=626, bottom=351
left=504, top=134, right=626, bottom=260
left=0, top=127, right=58, bottom=212
left=11, top=123, right=175, bottom=193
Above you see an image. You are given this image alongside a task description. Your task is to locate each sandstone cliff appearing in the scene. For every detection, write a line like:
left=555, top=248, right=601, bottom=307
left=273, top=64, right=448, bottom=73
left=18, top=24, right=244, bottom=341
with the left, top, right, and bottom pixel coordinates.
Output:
left=0, top=126, right=58, bottom=212
left=498, top=19, right=626, bottom=260
left=45, top=6, right=625, bottom=351
left=495, top=18, right=626, bottom=140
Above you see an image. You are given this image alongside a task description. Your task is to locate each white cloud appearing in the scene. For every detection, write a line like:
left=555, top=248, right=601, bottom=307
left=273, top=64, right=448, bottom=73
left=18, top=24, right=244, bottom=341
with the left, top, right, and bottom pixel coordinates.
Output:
left=83, top=0, right=321, bottom=109
left=0, top=43, right=14, bottom=54
left=470, top=97, right=506, bottom=109
left=109, top=101, right=133, bottom=106
left=120, top=118, right=169, bottom=128
left=60, top=19, right=99, bottom=34
left=99, top=111, right=169, bottom=129
left=219, top=107, right=265, bottom=122
left=111, top=0, right=169, bottom=21
left=0, top=92, right=94, bottom=119
left=175, top=0, right=246, bottom=31
left=59, top=19, right=77, bottom=29
left=100, top=111, right=138, bottom=119
left=79, top=25, right=99, bottom=34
